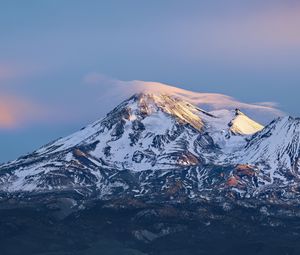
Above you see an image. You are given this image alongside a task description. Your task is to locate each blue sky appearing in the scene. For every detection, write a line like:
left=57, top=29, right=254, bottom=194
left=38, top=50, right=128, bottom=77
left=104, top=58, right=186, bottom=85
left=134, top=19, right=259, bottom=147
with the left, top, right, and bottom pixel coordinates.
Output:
left=0, top=0, right=300, bottom=162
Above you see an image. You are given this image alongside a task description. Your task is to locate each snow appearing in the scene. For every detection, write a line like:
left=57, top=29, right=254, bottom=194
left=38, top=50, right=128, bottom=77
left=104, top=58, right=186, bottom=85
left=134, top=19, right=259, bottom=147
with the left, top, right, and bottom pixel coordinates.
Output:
left=6, top=93, right=266, bottom=175
left=65, top=152, right=73, bottom=162
left=233, top=117, right=300, bottom=183
left=0, top=91, right=297, bottom=195
left=32, top=93, right=265, bottom=167
left=116, top=80, right=284, bottom=124
left=229, top=110, right=264, bottom=135
left=141, top=110, right=174, bottom=134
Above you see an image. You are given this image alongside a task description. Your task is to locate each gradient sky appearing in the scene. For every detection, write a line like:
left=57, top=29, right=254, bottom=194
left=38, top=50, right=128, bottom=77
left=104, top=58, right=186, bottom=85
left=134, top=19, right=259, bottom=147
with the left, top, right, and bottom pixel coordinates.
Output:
left=0, top=0, right=300, bottom=163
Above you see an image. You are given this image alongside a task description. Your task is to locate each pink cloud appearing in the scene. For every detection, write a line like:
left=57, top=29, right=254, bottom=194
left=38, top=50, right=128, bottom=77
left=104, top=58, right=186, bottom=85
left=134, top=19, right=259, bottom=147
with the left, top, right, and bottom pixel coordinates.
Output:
left=0, top=95, right=43, bottom=129
left=81, top=77, right=284, bottom=125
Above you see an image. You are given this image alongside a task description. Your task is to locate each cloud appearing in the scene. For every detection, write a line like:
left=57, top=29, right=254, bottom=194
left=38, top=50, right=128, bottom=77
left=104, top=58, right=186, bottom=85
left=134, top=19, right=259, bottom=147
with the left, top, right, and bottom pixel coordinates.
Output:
left=79, top=74, right=284, bottom=125
left=0, top=95, right=44, bottom=129
left=255, top=102, right=280, bottom=108
left=1, top=72, right=282, bottom=130
left=118, top=80, right=284, bottom=124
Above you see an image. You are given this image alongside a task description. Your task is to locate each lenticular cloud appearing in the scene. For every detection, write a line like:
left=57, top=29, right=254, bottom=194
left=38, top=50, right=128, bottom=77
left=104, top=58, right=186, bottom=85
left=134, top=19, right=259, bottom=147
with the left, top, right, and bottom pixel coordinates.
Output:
left=99, top=80, right=284, bottom=125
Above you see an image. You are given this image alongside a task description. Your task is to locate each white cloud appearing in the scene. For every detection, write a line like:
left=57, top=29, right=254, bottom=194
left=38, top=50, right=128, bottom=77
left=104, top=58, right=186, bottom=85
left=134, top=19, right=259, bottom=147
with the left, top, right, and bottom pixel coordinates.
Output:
left=79, top=76, right=284, bottom=125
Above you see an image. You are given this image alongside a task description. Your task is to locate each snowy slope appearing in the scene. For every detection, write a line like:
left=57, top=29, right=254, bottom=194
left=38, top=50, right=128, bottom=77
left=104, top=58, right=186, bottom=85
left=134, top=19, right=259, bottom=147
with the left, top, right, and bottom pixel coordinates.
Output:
left=33, top=93, right=211, bottom=171
left=229, top=109, right=264, bottom=135
left=107, top=80, right=284, bottom=125
left=0, top=91, right=298, bottom=203
left=234, top=116, right=300, bottom=184
left=13, top=93, right=262, bottom=171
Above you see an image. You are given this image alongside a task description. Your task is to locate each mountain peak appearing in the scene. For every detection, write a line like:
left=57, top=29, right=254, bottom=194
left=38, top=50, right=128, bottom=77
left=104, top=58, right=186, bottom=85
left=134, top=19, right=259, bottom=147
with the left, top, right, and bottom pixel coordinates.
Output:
left=126, top=92, right=205, bottom=131
left=237, top=115, right=300, bottom=183
left=235, top=108, right=244, bottom=116
left=229, top=109, right=264, bottom=135
left=0, top=91, right=298, bottom=201
left=119, top=81, right=284, bottom=125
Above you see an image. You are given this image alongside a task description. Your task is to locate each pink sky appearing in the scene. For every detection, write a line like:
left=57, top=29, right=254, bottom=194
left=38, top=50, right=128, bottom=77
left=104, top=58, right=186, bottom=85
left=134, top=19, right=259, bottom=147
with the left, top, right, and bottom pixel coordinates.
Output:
left=0, top=95, right=42, bottom=129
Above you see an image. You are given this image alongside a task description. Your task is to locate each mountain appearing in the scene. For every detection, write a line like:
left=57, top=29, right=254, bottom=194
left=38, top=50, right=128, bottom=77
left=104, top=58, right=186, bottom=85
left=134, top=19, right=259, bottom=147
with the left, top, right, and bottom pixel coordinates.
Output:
left=229, top=109, right=264, bottom=135
left=102, top=80, right=284, bottom=125
left=0, top=91, right=299, bottom=203
left=0, top=93, right=263, bottom=194
left=0, top=91, right=300, bottom=255
left=234, top=116, right=300, bottom=185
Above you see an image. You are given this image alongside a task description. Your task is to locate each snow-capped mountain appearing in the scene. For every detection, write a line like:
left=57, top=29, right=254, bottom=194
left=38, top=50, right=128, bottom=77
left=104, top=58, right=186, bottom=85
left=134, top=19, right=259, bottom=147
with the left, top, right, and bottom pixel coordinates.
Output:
left=234, top=116, right=300, bottom=185
left=0, top=92, right=299, bottom=204
left=95, top=80, right=284, bottom=125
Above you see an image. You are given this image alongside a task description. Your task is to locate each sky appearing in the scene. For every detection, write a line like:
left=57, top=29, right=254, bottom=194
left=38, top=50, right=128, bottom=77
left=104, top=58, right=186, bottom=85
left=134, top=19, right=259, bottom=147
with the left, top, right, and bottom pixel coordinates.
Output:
left=0, top=0, right=300, bottom=163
